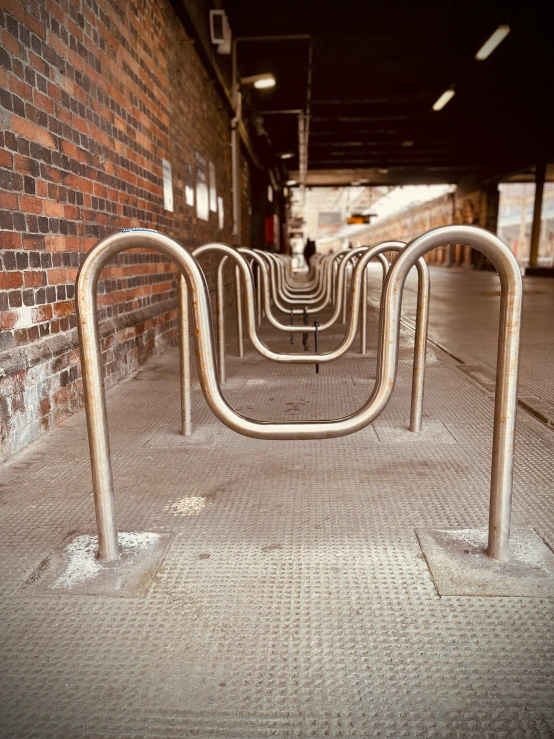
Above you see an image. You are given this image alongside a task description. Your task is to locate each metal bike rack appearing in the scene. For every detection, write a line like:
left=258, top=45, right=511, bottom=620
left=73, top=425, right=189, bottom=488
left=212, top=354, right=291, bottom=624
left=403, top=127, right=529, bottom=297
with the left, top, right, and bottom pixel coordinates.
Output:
left=182, top=241, right=427, bottom=437
left=257, top=249, right=337, bottom=315
left=76, top=225, right=521, bottom=563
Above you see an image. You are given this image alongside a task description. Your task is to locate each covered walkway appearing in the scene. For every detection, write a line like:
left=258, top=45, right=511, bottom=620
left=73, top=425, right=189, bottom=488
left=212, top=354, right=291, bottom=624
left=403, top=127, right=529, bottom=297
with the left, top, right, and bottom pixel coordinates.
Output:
left=1, top=267, right=553, bottom=738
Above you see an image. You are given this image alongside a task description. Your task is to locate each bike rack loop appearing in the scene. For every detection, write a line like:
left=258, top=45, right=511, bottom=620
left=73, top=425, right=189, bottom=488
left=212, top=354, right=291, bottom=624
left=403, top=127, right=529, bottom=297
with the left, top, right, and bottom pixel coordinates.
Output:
left=75, top=224, right=521, bottom=563
left=179, top=241, right=426, bottom=438
left=272, top=252, right=327, bottom=300
left=275, top=252, right=323, bottom=295
left=258, top=249, right=337, bottom=313
left=186, top=244, right=393, bottom=417
left=241, top=246, right=389, bottom=337
left=252, top=249, right=335, bottom=317
left=191, top=243, right=420, bottom=370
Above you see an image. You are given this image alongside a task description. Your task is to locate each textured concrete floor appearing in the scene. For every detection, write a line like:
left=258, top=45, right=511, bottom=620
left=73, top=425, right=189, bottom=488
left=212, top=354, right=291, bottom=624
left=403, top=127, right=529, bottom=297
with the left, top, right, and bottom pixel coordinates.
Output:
left=1, top=269, right=553, bottom=738
left=400, top=266, right=554, bottom=426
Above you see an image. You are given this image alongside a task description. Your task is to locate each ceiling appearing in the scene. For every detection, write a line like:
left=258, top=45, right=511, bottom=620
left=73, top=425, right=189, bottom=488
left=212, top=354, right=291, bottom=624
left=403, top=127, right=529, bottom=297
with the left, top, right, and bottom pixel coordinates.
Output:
left=223, top=1, right=553, bottom=186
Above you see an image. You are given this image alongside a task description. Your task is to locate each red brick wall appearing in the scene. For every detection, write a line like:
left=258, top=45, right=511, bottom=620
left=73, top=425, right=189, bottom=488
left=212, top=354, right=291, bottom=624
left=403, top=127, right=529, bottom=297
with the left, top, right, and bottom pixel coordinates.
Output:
left=0, top=0, right=244, bottom=459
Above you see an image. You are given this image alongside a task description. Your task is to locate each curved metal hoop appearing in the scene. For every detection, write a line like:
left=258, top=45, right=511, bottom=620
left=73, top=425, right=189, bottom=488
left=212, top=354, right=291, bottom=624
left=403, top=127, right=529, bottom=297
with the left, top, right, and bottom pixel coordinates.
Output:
left=75, top=225, right=521, bottom=563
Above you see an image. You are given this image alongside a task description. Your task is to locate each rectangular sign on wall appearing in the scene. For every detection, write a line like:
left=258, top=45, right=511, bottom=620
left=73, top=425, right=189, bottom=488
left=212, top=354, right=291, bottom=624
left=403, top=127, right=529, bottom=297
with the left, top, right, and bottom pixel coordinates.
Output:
left=185, top=161, right=194, bottom=207
left=195, top=152, right=209, bottom=221
left=209, top=161, right=217, bottom=212
left=161, top=158, right=173, bottom=212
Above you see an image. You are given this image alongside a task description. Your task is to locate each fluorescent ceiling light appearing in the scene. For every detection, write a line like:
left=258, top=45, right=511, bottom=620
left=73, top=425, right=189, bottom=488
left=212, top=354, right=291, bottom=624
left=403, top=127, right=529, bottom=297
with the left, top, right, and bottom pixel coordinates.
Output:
left=475, top=25, right=510, bottom=61
left=254, top=76, right=276, bottom=89
left=286, top=179, right=297, bottom=186
left=279, top=152, right=295, bottom=159
left=241, top=73, right=276, bottom=89
left=432, top=89, right=455, bottom=111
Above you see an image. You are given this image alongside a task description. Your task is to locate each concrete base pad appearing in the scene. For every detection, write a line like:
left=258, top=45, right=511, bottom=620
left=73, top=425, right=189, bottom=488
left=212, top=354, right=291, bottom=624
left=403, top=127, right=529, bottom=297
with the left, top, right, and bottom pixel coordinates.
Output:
left=416, top=527, right=554, bottom=597
left=374, top=418, right=457, bottom=443
left=144, top=423, right=225, bottom=449
left=22, top=531, right=174, bottom=597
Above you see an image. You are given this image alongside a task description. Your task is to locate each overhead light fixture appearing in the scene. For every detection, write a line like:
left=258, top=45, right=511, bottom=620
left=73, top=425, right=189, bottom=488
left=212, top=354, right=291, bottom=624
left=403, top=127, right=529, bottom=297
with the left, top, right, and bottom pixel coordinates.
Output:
left=475, top=25, right=510, bottom=61
left=432, top=89, right=455, bottom=111
left=286, top=179, right=297, bottom=186
left=378, top=167, right=389, bottom=174
left=241, top=73, right=276, bottom=89
left=279, top=152, right=295, bottom=160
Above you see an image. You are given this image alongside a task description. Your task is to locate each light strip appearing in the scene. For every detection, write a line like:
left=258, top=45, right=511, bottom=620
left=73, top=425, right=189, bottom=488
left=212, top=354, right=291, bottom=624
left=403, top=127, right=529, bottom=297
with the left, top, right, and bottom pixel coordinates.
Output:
left=432, top=89, right=455, bottom=112
left=254, top=76, right=276, bottom=89
left=475, top=25, right=510, bottom=61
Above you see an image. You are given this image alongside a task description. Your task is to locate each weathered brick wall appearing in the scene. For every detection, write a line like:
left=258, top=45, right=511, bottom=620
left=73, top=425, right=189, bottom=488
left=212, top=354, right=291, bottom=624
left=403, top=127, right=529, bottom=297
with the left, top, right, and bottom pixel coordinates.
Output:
left=0, top=0, right=244, bottom=460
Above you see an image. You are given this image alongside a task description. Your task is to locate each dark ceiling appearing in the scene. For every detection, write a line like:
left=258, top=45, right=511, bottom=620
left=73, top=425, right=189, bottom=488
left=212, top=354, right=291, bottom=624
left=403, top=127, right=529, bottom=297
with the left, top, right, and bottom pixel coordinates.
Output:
left=223, top=0, right=553, bottom=186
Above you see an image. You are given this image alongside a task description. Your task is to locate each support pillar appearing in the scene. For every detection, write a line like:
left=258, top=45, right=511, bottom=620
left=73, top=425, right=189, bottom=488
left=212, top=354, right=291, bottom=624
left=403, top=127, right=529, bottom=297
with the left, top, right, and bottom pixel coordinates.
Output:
left=529, top=158, right=547, bottom=268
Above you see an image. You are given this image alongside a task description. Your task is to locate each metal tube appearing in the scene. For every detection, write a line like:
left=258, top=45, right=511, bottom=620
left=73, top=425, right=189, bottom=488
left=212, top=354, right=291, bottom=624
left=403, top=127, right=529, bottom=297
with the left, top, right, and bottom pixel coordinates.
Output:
left=179, top=275, right=192, bottom=436
left=360, top=256, right=389, bottom=354
left=360, top=265, right=368, bottom=354
left=409, top=259, right=429, bottom=432
left=342, top=262, right=349, bottom=323
left=217, top=256, right=227, bottom=383
left=76, top=225, right=521, bottom=562
left=256, top=262, right=262, bottom=326
left=235, top=264, right=244, bottom=357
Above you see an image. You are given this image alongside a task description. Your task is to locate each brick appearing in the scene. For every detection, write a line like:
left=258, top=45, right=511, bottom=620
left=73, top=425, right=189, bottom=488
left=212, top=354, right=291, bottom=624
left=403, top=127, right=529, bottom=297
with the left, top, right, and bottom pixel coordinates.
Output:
left=33, top=90, right=55, bottom=113
left=19, top=195, right=42, bottom=213
left=0, top=192, right=18, bottom=208
left=2, top=33, right=21, bottom=57
left=2, top=0, right=25, bottom=23
left=0, top=310, right=18, bottom=330
left=24, top=270, right=46, bottom=287
left=9, top=74, right=33, bottom=101
left=14, top=154, right=39, bottom=175
left=28, top=50, right=49, bottom=75
left=10, top=115, right=37, bottom=139
left=32, top=303, right=52, bottom=322
left=0, top=271, right=23, bottom=289
left=1, top=232, right=22, bottom=249
left=24, top=11, right=47, bottom=40
left=0, top=149, right=13, bottom=168
left=46, top=268, right=67, bottom=284
left=53, top=299, right=73, bottom=317
left=47, top=30, right=67, bottom=58
left=43, top=201, right=64, bottom=217
left=45, top=234, right=65, bottom=250
left=22, top=234, right=44, bottom=250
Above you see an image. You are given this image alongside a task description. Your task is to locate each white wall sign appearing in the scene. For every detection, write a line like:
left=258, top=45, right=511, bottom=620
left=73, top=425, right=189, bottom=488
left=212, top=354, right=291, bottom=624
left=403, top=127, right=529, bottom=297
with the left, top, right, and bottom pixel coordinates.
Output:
left=195, top=152, right=209, bottom=221
left=185, top=161, right=194, bottom=207
left=217, top=196, right=224, bottom=230
left=209, top=161, right=217, bottom=212
left=162, top=158, right=173, bottom=212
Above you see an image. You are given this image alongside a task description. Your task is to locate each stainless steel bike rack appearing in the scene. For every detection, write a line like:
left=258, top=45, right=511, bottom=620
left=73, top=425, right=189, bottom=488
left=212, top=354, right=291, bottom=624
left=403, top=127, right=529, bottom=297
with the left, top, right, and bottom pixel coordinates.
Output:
left=181, top=241, right=427, bottom=437
left=76, top=225, right=521, bottom=563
